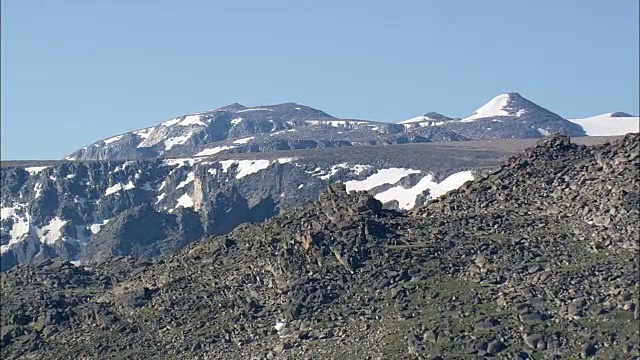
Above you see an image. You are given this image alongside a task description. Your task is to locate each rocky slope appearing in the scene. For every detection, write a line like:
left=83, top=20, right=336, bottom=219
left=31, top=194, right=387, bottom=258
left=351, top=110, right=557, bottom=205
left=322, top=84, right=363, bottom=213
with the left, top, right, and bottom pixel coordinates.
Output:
left=64, top=92, right=612, bottom=162
left=1, top=133, right=638, bottom=359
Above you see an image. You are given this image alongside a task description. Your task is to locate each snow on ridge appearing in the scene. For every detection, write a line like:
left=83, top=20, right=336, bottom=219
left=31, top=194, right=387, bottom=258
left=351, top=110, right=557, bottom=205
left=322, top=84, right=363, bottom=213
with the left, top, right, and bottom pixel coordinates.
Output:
left=236, top=108, right=274, bottom=113
left=178, top=115, right=207, bottom=126
left=568, top=113, right=639, bottom=136
left=306, top=120, right=371, bottom=128
left=24, top=166, right=49, bottom=174
left=162, top=118, right=182, bottom=127
left=375, top=171, right=474, bottom=210
left=134, top=128, right=153, bottom=140
left=399, top=115, right=446, bottom=124
left=232, top=136, right=255, bottom=144
left=344, top=168, right=421, bottom=192
left=461, top=93, right=526, bottom=122
left=195, top=146, right=236, bottom=157
left=104, top=135, right=124, bottom=144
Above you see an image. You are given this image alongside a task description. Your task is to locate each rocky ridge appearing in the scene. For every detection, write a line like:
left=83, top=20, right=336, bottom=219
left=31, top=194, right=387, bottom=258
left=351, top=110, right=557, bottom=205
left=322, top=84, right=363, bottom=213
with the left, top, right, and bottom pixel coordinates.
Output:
left=1, top=133, right=638, bottom=359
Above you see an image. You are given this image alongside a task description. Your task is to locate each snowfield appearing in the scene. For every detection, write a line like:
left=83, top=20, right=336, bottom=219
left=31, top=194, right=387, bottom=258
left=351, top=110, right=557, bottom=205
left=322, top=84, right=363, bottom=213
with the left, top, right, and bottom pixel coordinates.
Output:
left=568, top=113, right=639, bottom=136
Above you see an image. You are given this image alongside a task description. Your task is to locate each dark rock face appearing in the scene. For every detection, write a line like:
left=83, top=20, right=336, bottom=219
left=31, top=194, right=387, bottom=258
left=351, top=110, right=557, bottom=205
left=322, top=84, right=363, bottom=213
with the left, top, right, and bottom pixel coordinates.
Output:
left=0, top=158, right=323, bottom=271
left=1, top=133, right=638, bottom=359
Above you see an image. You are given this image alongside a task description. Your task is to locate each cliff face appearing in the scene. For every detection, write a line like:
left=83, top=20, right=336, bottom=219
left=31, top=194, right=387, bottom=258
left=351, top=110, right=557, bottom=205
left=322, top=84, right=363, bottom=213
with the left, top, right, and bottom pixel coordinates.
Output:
left=0, top=157, right=324, bottom=271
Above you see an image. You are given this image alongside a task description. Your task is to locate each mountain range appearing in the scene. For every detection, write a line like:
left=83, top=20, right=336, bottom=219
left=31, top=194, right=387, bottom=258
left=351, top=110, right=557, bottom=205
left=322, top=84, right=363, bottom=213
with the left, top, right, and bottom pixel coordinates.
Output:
left=63, top=92, right=638, bottom=161
left=1, top=92, right=638, bottom=272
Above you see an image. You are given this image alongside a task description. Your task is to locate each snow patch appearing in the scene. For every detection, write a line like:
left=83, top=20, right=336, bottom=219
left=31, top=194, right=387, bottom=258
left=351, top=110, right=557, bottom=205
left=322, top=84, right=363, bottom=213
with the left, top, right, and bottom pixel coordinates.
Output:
left=1, top=206, right=16, bottom=219
left=34, top=183, right=44, bottom=199
left=236, top=108, right=274, bottom=113
left=344, top=168, right=421, bottom=192
left=25, top=166, right=48, bottom=174
left=163, top=158, right=203, bottom=167
left=220, top=159, right=272, bottom=179
left=537, top=128, right=551, bottom=136
left=90, top=219, right=110, bottom=234
left=374, top=171, right=474, bottom=210
left=230, top=117, right=243, bottom=126
left=319, top=163, right=348, bottom=180
left=1, top=213, right=32, bottom=253
left=232, top=136, right=255, bottom=144
left=37, top=217, right=68, bottom=245
left=176, top=193, right=194, bottom=208
left=104, top=181, right=136, bottom=196
left=195, top=146, right=236, bottom=157
left=164, top=133, right=192, bottom=150
left=277, top=157, right=296, bottom=164
left=176, top=172, right=195, bottom=189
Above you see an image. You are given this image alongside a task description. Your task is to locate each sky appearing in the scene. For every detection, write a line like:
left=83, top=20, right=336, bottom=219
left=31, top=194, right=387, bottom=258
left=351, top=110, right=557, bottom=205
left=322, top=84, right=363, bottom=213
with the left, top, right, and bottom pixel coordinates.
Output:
left=1, top=0, right=639, bottom=160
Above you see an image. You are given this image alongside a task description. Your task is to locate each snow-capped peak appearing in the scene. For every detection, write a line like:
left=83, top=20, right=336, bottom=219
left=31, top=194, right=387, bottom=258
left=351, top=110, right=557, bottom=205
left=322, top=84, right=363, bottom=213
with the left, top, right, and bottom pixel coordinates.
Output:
left=461, top=92, right=531, bottom=122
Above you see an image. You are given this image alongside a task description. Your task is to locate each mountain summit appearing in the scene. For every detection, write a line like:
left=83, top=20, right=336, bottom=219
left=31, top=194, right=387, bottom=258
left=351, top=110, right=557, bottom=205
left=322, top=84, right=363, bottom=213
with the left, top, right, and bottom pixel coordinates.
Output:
left=461, top=92, right=535, bottom=122
left=398, top=92, right=587, bottom=140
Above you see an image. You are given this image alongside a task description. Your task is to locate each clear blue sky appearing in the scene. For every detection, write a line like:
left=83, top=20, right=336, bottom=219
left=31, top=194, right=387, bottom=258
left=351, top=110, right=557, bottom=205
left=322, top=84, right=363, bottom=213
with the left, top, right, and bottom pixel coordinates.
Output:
left=2, top=0, right=638, bottom=160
